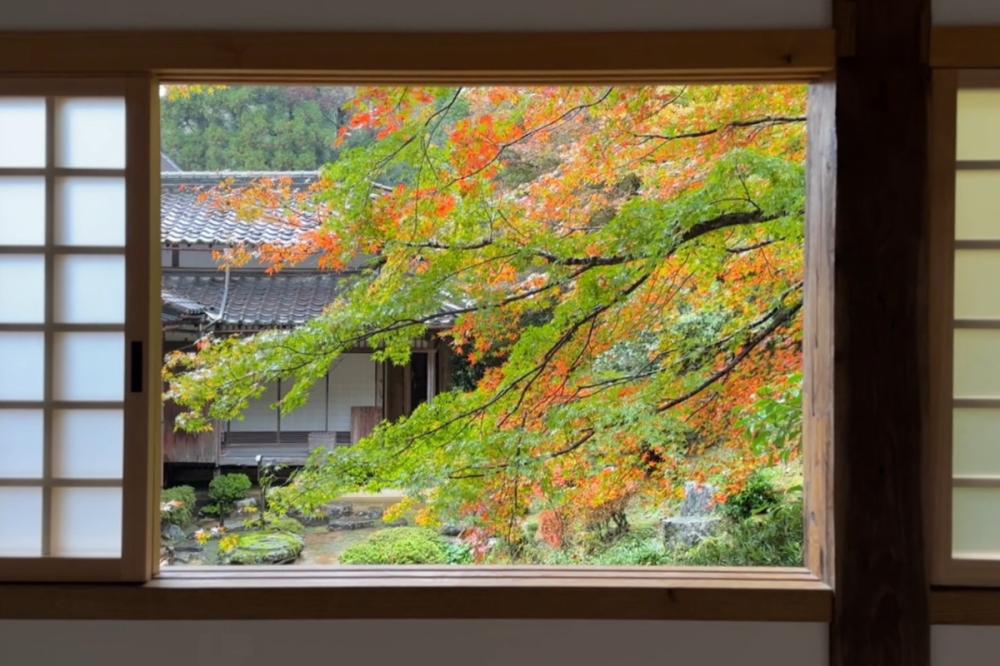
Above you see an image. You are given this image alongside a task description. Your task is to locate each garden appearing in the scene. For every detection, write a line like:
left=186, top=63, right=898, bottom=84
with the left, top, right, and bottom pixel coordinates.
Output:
left=160, top=466, right=802, bottom=567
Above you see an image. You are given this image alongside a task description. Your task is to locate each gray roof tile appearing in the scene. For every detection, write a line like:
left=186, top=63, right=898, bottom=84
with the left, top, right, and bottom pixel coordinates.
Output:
left=162, top=271, right=350, bottom=328
left=160, top=171, right=321, bottom=247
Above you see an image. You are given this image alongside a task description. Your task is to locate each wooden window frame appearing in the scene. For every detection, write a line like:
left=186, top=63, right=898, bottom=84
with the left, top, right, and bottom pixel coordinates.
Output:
left=921, top=28, right=1000, bottom=626
left=0, top=30, right=835, bottom=621
left=927, top=68, right=1000, bottom=588
left=922, top=64, right=1000, bottom=627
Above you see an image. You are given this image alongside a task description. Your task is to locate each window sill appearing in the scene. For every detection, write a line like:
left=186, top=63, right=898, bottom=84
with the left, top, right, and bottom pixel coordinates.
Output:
left=0, top=567, right=832, bottom=621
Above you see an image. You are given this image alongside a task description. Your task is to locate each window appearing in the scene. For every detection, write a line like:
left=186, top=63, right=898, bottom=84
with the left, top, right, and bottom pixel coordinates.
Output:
left=0, top=78, right=155, bottom=582
left=929, top=71, right=1000, bottom=585
left=0, top=34, right=834, bottom=620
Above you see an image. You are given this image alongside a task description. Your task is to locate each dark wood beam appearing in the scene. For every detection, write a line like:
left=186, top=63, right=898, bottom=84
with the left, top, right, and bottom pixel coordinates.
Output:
left=0, top=30, right=833, bottom=80
left=831, top=0, right=931, bottom=663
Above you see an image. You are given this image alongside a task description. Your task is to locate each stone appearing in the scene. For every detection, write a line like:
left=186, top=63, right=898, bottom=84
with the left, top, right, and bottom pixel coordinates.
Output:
left=440, top=524, right=463, bottom=537
left=662, top=481, right=721, bottom=549
left=173, top=549, right=201, bottom=565
left=235, top=498, right=258, bottom=511
left=161, top=523, right=186, bottom=543
left=679, top=481, right=717, bottom=517
left=328, top=517, right=375, bottom=531
left=218, top=531, right=304, bottom=565
left=662, top=516, right=721, bottom=549
left=325, top=503, right=353, bottom=519
left=355, top=506, right=384, bottom=520
left=289, top=509, right=327, bottom=527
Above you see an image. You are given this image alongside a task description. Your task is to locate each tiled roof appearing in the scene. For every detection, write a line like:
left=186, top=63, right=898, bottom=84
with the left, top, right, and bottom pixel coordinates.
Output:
left=162, top=271, right=350, bottom=328
left=160, top=152, right=182, bottom=172
left=161, top=171, right=321, bottom=247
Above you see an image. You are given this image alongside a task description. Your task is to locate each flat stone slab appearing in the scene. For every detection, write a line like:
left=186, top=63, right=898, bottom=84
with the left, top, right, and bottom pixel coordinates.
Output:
left=662, top=516, right=721, bottom=549
left=219, top=532, right=304, bottom=565
left=328, top=517, right=376, bottom=531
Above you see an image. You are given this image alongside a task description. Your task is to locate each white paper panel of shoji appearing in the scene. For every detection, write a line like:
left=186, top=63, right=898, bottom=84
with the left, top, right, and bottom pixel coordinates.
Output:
left=954, top=329, right=1000, bottom=399
left=51, top=409, right=123, bottom=479
left=958, top=90, right=1000, bottom=161
left=53, top=255, right=125, bottom=324
left=0, top=177, right=46, bottom=246
left=0, top=409, right=44, bottom=478
left=956, top=170, right=1000, bottom=240
left=955, top=487, right=1000, bottom=557
left=49, top=487, right=122, bottom=557
left=0, top=255, right=45, bottom=324
left=54, top=98, right=125, bottom=169
left=52, top=332, right=124, bottom=401
left=0, top=98, right=45, bottom=168
left=0, top=332, right=44, bottom=401
left=54, top=177, right=126, bottom=247
left=954, top=408, right=1000, bottom=477
left=0, top=488, right=43, bottom=557
left=955, top=250, right=1000, bottom=320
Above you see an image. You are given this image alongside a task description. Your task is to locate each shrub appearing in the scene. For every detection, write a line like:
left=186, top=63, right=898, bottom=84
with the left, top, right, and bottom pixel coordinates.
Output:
left=444, top=541, right=473, bottom=564
left=245, top=513, right=305, bottom=535
left=339, top=528, right=450, bottom=565
left=593, top=528, right=668, bottom=566
left=208, top=473, right=252, bottom=525
left=721, top=469, right=782, bottom=521
left=161, top=485, right=197, bottom=526
left=673, top=497, right=804, bottom=567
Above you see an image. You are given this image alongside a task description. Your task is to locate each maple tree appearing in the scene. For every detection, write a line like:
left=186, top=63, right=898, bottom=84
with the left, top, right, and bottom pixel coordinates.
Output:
left=164, top=84, right=807, bottom=556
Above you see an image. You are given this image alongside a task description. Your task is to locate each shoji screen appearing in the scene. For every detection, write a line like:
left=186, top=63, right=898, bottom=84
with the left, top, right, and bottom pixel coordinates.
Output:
left=948, top=87, right=1000, bottom=563
left=0, top=79, right=155, bottom=581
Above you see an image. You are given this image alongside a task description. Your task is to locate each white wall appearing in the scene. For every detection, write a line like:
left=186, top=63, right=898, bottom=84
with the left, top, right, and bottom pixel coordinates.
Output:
left=934, top=0, right=1000, bottom=25
left=328, top=353, right=378, bottom=432
left=229, top=384, right=279, bottom=431
left=0, top=0, right=828, bottom=31
left=0, top=620, right=828, bottom=666
left=934, top=626, right=1000, bottom=666
left=278, top=374, right=328, bottom=432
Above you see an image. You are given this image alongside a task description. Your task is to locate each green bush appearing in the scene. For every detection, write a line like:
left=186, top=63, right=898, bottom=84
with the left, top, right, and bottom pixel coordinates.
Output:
left=721, top=469, right=782, bottom=521
left=340, top=528, right=451, bottom=565
left=673, top=497, right=804, bottom=567
left=161, top=485, right=197, bottom=526
left=245, top=513, right=305, bottom=535
left=523, top=518, right=539, bottom=540
left=208, top=473, right=252, bottom=525
left=444, top=541, right=473, bottom=564
left=593, top=528, right=668, bottom=566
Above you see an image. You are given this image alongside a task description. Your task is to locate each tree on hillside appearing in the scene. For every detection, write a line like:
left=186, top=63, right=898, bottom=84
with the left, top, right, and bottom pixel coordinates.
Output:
left=161, top=85, right=359, bottom=171
left=164, top=85, right=807, bottom=553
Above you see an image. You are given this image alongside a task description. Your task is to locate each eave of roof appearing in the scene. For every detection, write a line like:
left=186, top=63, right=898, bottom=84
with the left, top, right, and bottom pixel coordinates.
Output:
left=162, top=270, right=350, bottom=328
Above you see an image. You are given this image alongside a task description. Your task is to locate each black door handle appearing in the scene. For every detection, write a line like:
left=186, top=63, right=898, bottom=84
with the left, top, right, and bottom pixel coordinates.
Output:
left=130, top=340, right=143, bottom=393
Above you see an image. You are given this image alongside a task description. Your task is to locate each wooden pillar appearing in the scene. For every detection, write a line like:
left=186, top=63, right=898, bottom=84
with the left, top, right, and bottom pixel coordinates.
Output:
left=831, top=0, right=931, bottom=663
left=436, top=339, right=453, bottom=392
left=384, top=362, right=406, bottom=421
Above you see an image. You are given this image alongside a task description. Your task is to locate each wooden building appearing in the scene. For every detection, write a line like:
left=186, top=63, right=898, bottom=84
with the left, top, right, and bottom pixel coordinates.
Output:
left=159, top=168, right=452, bottom=470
